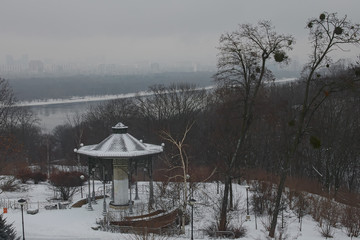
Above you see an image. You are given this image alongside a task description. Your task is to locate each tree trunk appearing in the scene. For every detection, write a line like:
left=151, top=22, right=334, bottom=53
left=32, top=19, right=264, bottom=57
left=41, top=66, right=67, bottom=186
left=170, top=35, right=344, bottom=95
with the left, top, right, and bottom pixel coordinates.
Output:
left=229, top=177, right=233, bottom=210
left=269, top=171, right=287, bottom=238
left=219, top=175, right=230, bottom=231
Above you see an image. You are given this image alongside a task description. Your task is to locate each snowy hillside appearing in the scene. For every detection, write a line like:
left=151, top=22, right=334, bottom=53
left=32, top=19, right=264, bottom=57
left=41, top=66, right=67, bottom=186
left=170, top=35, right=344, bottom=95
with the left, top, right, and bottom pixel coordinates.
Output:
left=0, top=178, right=356, bottom=240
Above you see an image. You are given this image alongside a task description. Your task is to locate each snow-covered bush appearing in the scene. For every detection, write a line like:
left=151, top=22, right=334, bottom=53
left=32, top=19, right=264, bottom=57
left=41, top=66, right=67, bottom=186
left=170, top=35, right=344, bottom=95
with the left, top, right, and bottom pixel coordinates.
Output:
left=126, top=231, right=169, bottom=240
left=0, top=176, right=20, bottom=193
left=154, top=181, right=181, bottom=210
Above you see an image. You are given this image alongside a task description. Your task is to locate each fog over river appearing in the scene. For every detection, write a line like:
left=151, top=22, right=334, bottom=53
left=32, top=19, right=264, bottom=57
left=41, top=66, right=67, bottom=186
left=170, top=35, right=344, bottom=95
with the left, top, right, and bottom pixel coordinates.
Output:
left=29, top=100, right=105, bottom=132
left=20, top=91, right=155, bottom=132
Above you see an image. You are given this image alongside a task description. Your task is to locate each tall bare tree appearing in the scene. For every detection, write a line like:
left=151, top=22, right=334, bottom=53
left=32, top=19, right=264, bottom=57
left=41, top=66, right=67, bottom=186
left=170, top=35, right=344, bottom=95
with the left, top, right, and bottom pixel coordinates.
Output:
left=160, top=122, right=194, bottom=234
left=0, top=78, right=16, bottom=131
left=269, top=12, right=360, bottom=237
left=214, top=20, right=294, bottom=231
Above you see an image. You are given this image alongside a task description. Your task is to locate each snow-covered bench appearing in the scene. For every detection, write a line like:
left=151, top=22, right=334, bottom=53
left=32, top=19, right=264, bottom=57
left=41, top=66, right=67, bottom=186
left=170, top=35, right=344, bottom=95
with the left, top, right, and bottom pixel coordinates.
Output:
left=45, top=204, right=58, bottom=210
left=27, top=208, right=39, bottom=215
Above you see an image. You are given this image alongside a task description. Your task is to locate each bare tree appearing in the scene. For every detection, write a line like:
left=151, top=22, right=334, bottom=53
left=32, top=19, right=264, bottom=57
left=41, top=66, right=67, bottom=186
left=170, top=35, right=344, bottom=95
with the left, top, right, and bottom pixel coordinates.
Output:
left=0, top=78, right=16, bottom=131
left=214, top=20, right=294, bottom=231
left=160, top=122, right=193, bottom=234
left=136, top=83, right=208, bottom=140
left=0, top=78, right=41, bottom=173
left=269, top=12, right=360, bottom=237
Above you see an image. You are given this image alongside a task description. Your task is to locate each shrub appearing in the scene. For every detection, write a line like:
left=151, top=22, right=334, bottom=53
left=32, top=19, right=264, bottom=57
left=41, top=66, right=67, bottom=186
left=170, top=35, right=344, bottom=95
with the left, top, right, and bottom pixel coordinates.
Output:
left=308, top=196, right=321, bottom=222
left=0, top=177, right=20, bottom=192
left=15, top=168, right=32, bottom=184
left=30, top=172, right=47, bottom=184
left=318, top=220, right=334, bottom=239
left=49, top=171, right=85, bottom=201
left=340, top=206, right=360, bottom=238
left=250, top=181, right=276, bottom=216
left=314, top=198, right=340, bottom=238
left=292, top=191, right=309, bottom=222
left=204, top=223, right=217, bottom=238
left=205, top=215, right=247, bottom=238
left=229, top=225, right=247, bottom=238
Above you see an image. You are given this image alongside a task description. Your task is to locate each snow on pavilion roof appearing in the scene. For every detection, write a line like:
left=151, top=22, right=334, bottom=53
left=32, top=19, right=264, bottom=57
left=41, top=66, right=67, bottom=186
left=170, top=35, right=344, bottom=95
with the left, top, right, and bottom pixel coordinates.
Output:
left=76, top=123, right=163, bottom=158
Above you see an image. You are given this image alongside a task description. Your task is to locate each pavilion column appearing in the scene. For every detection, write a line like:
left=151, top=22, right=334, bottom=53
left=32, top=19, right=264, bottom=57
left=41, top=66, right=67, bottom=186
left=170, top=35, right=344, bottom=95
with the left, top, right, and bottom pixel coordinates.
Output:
left=148, top=157, right=154, bottom=210
left=111, top=159, right=129, bottom=206
left=111, top=163, right=114, bottom=201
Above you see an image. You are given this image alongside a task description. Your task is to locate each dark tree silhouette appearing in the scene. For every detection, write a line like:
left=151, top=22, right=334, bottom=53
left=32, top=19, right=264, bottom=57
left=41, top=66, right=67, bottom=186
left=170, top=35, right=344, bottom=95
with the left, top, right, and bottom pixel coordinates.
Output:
left=0, top=214, right=19, bottom=240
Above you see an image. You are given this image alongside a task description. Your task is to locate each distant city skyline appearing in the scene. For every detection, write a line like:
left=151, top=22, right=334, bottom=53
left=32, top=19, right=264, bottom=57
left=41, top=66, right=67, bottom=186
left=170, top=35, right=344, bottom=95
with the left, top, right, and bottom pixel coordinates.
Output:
left=0, top=53, right=219, bottom=77
left=1, top=0, right=360, bottom=70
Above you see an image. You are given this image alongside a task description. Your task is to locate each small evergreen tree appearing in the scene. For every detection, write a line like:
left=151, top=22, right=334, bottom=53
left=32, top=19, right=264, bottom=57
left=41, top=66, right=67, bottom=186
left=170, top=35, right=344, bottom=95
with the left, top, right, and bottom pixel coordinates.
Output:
left=0, top=214, right=19, bottom=240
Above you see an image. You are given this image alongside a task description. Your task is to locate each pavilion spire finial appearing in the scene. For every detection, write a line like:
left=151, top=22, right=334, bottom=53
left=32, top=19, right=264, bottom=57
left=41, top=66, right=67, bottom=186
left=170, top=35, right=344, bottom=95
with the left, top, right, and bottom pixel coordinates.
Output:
left=112, top=122, right=128, bottom=134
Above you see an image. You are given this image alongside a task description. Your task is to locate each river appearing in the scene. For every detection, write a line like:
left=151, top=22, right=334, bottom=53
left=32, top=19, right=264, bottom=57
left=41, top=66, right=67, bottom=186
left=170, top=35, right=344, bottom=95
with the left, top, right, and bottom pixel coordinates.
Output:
left=29, top=100, right=105, bottom=132
left=20, top=92, right=149, bottom=132
left=25, top=78, right=296, bottom=132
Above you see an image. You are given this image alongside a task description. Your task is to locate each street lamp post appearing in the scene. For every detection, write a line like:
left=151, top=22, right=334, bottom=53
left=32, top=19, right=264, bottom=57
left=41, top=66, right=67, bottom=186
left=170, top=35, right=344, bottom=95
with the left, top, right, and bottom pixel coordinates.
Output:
left=92, top=167, right=97, bottom=204
left=188, top=198, right=196, bottom=240
left=102, top=166, right=107, bottom=217
left=74, top=148, right=85, bottom=200
left=87, top=162, right=93, bottom=211
left=246, top=186, right=250, bottom=221
left=80, top=175, right=85, bottom=198
left=18, top=199, right=26, bottom=240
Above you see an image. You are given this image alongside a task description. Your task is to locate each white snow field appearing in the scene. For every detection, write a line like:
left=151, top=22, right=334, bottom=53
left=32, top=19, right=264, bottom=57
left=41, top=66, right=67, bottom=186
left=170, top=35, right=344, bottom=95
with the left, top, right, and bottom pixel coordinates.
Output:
left=0, top=178, right=356, bottom=240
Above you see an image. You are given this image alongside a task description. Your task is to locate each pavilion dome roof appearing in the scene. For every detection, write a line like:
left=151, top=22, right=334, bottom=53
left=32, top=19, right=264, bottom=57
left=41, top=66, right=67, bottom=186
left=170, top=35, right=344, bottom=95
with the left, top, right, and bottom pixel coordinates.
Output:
left=76, top=122, right=163, bottom=158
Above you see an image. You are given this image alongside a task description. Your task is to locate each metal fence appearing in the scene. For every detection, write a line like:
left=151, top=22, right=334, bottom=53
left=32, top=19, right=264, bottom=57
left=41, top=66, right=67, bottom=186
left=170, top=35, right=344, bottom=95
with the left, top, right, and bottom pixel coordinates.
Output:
left=0, top=199, right=71, bottom=211
left=99, top=225, right=235, bottom=240
left=0, top=199, right=24, bottom=210
left=101, top=225, right=180, bottom=236
left=183, top=229, right=236, bottom=239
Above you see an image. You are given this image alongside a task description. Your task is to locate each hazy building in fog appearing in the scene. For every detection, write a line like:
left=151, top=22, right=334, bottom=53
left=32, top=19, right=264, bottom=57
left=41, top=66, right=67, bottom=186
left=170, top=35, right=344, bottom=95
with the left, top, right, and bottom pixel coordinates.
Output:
left=6, top=55, right=14, bottom=65
left=29, top=60, right=44, bottom=73
left=150, top=62, right=160, bottom=73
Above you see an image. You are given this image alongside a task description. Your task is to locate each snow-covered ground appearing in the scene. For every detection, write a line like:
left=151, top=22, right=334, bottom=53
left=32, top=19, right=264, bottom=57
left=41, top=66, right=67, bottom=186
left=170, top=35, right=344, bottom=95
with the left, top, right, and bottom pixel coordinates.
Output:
left=0, top=179, right=355, bottom=240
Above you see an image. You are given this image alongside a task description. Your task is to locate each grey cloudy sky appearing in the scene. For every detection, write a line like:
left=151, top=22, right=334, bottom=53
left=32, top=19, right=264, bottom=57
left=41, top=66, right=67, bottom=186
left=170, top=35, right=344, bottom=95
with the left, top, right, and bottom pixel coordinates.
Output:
left=1, top=0, right=360, bottom=66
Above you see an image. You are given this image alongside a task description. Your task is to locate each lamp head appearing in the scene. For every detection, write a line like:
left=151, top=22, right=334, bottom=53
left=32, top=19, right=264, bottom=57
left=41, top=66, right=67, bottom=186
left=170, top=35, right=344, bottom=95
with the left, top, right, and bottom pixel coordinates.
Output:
left=18, top=198, right=26, bottom=205
left=189, top=198, right=196, bottom=206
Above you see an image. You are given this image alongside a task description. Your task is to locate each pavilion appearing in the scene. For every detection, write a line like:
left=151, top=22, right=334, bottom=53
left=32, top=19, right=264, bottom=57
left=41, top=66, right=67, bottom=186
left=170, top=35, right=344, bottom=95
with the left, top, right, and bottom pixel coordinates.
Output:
left=76, top=122, right=163, bottom=210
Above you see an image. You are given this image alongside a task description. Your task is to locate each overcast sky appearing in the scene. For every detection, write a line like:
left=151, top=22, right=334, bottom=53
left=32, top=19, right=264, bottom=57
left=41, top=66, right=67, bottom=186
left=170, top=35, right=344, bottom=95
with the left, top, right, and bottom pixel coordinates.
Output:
left=1, top=0, right=360, bottom=66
